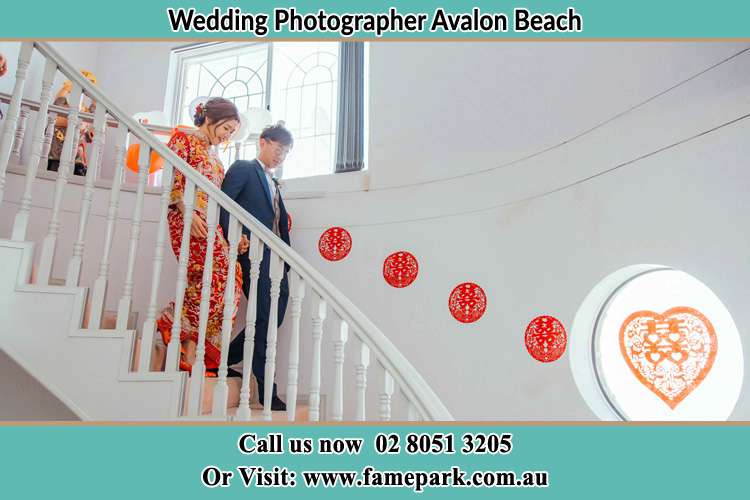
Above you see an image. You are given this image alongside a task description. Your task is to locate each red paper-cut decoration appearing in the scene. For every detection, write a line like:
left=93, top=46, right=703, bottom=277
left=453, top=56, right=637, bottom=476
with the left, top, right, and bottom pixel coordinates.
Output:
left=383, top=251, right=419, bottom=288
left=620, top=307, right=717, bottom=409
left=318, top=227, right=352, bottom=261
left=287, top=213, right=292, bottom=232
left=448, top=282, right=486, bottom=323
left=525, top=315, right=567, bottom=363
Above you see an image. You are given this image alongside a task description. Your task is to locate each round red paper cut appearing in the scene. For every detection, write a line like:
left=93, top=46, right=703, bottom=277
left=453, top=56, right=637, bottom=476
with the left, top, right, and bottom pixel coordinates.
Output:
left=383, top=251, right=419, bottom=288
left=525, top=315, right=567, bottom=363
left=318, top=227, right=352, bottom=261
left=287, top=213, right=292, bottom=232
left=448, top=283, right=487, bottom=323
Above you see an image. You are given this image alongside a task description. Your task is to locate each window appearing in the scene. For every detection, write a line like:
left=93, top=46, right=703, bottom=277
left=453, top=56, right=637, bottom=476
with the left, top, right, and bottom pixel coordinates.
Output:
left=169, top=41, right=351, bottom=179
left=570, top=265, right=743, bottom=421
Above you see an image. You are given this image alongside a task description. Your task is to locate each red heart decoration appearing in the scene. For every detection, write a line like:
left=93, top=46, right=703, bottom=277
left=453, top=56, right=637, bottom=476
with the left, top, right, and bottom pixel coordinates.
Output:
left=619, top=306, right=718, bottom=409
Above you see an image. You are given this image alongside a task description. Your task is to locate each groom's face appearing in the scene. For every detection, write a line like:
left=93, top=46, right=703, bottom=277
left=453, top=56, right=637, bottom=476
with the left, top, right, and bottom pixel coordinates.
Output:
left=258, top=138, right=291, bottom=169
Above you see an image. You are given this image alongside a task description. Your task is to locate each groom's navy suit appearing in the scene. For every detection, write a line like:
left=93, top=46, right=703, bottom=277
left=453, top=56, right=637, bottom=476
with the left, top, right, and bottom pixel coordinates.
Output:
left=219, top=159, right=290, bottom=401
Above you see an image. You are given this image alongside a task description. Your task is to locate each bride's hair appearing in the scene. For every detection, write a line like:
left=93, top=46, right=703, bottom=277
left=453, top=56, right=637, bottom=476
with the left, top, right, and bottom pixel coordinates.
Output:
left=193, top=97, right=239, bottom=128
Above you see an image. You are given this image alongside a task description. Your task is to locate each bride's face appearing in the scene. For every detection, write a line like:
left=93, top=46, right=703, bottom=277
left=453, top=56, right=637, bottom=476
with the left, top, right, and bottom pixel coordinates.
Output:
left=205, top=119, right=239, bottom=145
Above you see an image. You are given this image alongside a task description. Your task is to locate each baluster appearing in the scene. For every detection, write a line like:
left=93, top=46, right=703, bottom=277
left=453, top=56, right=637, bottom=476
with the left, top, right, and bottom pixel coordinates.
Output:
left=12, top=58, right=57, bottom=241
left=285, top=271, right=305, bottom=421
left=212, top=216, right=241, bottom=417
left=38, top=112, right=57, bottom=171
left=379, top=367, right=394, bottom=421
left=0, top=42, right=33, bottom=204
left=138, top=162, right=174, bottom=371
left=10, top=106, right=30, bottom=164
left=262, top=252, right=284, bottom=421
left=331, top=318, right=349, bottom=422
left=37, top=82, right=83, bottom=285
left=355, top=343, right=370, bottom=421
left=187, top=198, right=218, bottom=416
left=236, top=235, right=264, bottom=421
left=309, top=294, right=327, bottom=421
left=65, top=104, right=106, bottom=286
left=165, top=180, right=196, bottom=371
left=234, top=142, right=241, bottom=162
left=88, top=125, right=127, bottom=328
left=115, top=141, right=150, bottom=329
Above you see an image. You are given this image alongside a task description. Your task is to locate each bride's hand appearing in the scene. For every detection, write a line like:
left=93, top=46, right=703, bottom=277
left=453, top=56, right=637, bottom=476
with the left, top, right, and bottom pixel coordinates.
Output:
left=190, top=215, right=208, bottom=238
left=239, top=234, right=249, bottom=254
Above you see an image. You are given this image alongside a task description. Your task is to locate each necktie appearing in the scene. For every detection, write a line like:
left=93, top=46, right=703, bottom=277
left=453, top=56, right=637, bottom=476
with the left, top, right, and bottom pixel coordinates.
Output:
left=271, top=178, right=281, bottom=237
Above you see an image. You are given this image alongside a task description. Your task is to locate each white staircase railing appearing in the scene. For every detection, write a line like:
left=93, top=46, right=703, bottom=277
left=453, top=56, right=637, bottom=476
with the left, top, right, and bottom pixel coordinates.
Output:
left=0, top=41, right=452, bottom=421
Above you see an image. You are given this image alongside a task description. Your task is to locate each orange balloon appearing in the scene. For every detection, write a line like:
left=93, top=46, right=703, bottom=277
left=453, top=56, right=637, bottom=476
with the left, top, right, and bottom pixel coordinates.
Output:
left=126, top=143, right=164, bottom=174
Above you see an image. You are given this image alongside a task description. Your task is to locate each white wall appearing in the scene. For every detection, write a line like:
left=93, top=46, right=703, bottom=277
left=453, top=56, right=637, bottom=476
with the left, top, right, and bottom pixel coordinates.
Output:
left=2, top=41, right=749, bottom=420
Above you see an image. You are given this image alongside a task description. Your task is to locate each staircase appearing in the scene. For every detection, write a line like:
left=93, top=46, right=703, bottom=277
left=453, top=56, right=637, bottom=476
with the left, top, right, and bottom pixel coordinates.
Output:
left=0, top=41, right=452, bottom=421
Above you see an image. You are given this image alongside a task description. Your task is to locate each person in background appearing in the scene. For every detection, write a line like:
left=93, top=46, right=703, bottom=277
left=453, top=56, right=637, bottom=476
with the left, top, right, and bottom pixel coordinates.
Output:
left=46, top=70, right=97, bottom=176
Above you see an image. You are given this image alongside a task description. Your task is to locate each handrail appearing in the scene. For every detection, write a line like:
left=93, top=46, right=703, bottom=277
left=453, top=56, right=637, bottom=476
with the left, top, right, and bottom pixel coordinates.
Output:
left=0, top=91, right=173, bottom=137
left=34, top=41, right=452, bottom=420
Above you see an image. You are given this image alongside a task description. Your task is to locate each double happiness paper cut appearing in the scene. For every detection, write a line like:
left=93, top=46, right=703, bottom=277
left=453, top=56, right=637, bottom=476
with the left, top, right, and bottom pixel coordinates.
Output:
left=383, top=251, right=419, bottom=288
left=525, top=315, right=567, bottom=362
left=619, top=306, right=718, bottom=409
left=318, top=227, right=352, bottom=261
left=448, top=282, right=487, bottom=323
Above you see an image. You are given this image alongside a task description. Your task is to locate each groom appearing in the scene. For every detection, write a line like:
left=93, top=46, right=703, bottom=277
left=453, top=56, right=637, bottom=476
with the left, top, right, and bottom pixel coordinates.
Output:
left=219, top=123, right=293, bottom=411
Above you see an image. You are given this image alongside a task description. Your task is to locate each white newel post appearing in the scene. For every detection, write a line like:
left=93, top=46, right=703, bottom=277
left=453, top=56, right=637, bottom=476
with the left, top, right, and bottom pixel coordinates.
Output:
left=237, top=236, right=264, bottom=421
left=37, top=82, right=83, bottom=285
left=262, top=253, right=284, bottom=421
left=213, top=216, right=241, bottom=417
left=88, top=125, right=127, bottom=328
left=355, top=343, right=370, bottom=421
left=138, top=162, right=174, bottom=371
left=332, top=319, right=349, bottom=422
left=12, top=58, right=57, bottom=241
left=286, top=271, right=305, bottom=421
left=187, top=199, right=218, bottom=416
left=309, top=293, right=327, bottom=421
left=65, top=104, right=107, bottom=286
left=0, top=42, right=33, bottom=204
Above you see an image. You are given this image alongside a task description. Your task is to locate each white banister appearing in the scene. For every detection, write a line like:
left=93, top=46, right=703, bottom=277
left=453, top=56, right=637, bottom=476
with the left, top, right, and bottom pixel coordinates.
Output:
left=286, top=271, right=305, bottom=421
left=379, top=368, right=394, bottom=421
left=65, top=104, right=107, bottom=286
left=115, top=140, right=150, bottom=329
left=407, top=400, right=418, bottom=421
left=10, top=106, right=30, bottom=164
left=332, top=318, right=349, bottom=422
left=7, top=42, right=453, bottom=421
left=187, top=198, right=218, bottom=416
left=262, top=252, right=284, bottom=421
left=37, top=82, right=83, bottom=285
left=308, top=294, right=327, bottom=421
left=355, top=343, right=370, bottom=421
left=138, top=162, right=174, bottom=371
left=236, top=236, right=264, bottom=421
left=12, top=58, right=57, bottom=242
left=165, top=180, right=196, bottom=372
left=0, top=42, right=33, bottom=203
left=212, top=216, right=241, bottom=417
left=38, top=112, right=57, bottom=171
left=88, top=124, right=127, bottom=328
